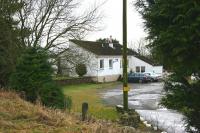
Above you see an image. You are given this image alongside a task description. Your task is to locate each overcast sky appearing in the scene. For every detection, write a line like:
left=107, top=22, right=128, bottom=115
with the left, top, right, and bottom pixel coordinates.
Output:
left=83, top=0, right=147, bottom=46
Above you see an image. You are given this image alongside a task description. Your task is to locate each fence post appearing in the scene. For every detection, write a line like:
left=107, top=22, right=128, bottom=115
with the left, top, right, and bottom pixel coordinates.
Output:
left=82, top=102, right=88, bottom=121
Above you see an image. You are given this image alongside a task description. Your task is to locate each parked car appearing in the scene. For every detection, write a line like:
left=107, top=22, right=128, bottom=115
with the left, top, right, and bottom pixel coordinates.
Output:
left=144, top=72, right=162, bottom=82
left=128, top=72, right=151, bottom=83
left=191, top=73, right=199, bottom=81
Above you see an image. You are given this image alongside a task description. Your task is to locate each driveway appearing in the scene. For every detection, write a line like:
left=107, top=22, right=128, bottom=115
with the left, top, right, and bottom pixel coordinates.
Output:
left=101, top=82, right=186, bottom=133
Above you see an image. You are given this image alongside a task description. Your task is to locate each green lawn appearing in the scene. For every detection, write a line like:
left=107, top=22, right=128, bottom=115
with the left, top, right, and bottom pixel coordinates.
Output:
left=62, top=82, right=120, bottom=121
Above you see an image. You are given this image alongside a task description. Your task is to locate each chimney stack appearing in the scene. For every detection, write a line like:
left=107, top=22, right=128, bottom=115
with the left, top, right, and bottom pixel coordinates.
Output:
left=109, top=35, right=113, bottom=43
left=108, top=35, right=114, bottom=48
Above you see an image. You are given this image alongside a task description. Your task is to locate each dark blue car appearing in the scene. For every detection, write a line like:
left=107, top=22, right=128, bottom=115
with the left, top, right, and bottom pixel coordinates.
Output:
left=128, top=72, right=151, bottom=83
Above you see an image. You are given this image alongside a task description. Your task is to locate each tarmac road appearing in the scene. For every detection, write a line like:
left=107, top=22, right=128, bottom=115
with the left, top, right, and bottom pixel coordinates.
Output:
left=101, top=82, right=186, bottom=133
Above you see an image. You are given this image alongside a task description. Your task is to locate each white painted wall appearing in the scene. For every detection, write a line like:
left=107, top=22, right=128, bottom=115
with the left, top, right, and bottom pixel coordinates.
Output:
left=68, top=42, right=98, bottom=77
left=130, top=56, right=153, bottom=72
left=97, top=56, right=122, bottom=77
left=152, top=66, right=163, bottom=74
left=129, top=56, right=163, bottom=75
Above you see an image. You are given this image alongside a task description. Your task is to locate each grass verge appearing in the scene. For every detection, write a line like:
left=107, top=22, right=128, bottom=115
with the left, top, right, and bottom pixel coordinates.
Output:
left=62, top=82, right=120, bottom=121
left=0, top=90, right=147, bottom=133
left=0, top=87, right=160, bottom=132
left=0, top=90, right=82, bottom=132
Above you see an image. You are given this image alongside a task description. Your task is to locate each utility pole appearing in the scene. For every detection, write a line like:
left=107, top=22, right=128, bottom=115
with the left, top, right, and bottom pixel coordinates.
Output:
left=123, top=0, right=128, bottom=111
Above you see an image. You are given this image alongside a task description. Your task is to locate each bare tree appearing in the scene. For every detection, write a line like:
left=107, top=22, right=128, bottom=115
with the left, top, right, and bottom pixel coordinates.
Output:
left=16, top=0, right=105, bottom=76
left=18, top=0, right=104, bottom=52
left=129, top=38, right=150, bottom=56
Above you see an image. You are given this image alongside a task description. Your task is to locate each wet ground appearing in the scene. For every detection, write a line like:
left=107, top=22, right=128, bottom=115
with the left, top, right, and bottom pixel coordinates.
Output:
left=101, top=82, right=186, bottom=133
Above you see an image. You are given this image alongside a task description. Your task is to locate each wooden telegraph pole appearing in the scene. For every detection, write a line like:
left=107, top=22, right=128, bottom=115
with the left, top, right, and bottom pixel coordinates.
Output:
left=123, top=0, right=129, bottom=111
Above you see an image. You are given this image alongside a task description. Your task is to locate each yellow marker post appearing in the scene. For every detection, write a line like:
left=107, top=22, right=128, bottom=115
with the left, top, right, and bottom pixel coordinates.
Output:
left=123, top=86, right=130, bottom=92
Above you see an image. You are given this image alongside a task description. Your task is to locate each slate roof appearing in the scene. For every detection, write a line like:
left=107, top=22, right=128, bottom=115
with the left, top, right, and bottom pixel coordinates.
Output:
left=70, top=39, right=157, bottom=66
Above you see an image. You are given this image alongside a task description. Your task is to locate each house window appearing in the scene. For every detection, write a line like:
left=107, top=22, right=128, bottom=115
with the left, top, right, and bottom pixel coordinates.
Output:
left=141, top=66, right=145, bottom=73
left=100, top=59, right=104, bottom=69
left=136, top=66, right=140, bottom=72
left=109, top=59, right=113, bottom=69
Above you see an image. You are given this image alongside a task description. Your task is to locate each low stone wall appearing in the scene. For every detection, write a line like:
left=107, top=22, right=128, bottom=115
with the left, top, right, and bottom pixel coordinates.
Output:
left=54, top=77, right=94, bottom=85
left=97, top=74, right=121, bottom=82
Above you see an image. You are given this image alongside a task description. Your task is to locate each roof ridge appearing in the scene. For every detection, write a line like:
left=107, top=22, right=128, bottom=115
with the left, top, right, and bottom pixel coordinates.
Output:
left=69, top=39, right=99, bottom=44
left=70, top=39, right=122, bottom=45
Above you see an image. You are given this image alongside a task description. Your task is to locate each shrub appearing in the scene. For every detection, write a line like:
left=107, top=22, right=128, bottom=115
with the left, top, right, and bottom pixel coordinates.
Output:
left=9, top=47, right=66, bottom=109
left=39, top=83, right=65, bottom=109
left=9, top=47, right=52, bottom=102
left=161, top=74, right=200, bottom=132
left=75, top=63, right=87, bottom=77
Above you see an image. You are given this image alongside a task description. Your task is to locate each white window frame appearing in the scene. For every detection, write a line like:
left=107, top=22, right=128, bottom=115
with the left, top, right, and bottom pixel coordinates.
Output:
left=136, top=66, right=140, bottom=72
left=141, top=66, right=145, bottom=73
left=99, top=59, right=104, bottom=69
left=109, top=59, right=113, bottom=69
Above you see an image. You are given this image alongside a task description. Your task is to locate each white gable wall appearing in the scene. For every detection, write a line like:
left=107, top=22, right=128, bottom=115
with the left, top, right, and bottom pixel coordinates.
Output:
left=68, top=42, right=98, bottom=77
left=129, top=56, right=163, bottom=74
left=130, top=56, right=153, bottom=72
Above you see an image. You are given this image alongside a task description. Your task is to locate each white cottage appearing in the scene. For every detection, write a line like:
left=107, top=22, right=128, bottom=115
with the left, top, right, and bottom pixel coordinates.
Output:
left=66, top=39, right=163, bottom=82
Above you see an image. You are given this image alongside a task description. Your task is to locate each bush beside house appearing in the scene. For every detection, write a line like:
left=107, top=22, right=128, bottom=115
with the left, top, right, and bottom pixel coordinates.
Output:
left=75, top=63, right=87, bottom=77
